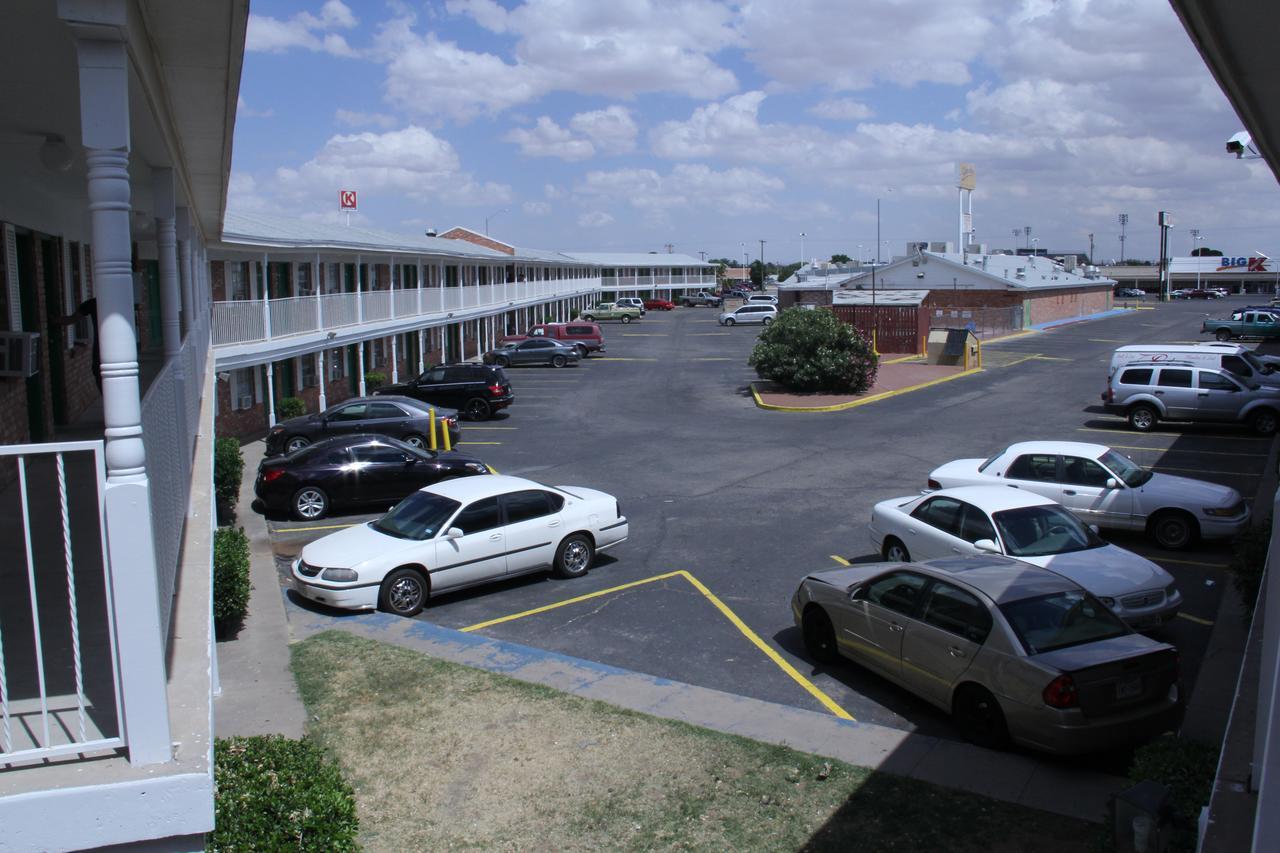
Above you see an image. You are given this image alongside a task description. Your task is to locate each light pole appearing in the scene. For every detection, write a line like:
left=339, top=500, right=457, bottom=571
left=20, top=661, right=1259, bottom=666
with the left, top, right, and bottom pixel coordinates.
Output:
left=759, top=239, right=766, bottom=289
left=1191, top=229, right=1203, bottom=291
left=800, top=232, right=806, bottom=266
left=1031, top=237, right=1040, bottom=257
left=857, top=243, right=863, bottom=265
left=484, top=208, right=508, bottom=236
left=1088, top=232, right=1095, bottom=265
left=1118, top=213, right=1129, bottom=262
left=1013, top=228, right=1022, bottom=250
left=1024, top=225, right=1032, bottom=251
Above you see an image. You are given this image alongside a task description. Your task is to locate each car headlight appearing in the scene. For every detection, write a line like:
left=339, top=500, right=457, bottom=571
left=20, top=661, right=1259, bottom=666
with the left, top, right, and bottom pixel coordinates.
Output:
left=1204, top=501, right=1245, bottom=517
left=465, top=462, right=489, bottom=474
left=1166, top=583, right=1179, bottom=598
left=321, top=568, right=359, bottom=582
left=1099, top=596, right=1116, bottom=607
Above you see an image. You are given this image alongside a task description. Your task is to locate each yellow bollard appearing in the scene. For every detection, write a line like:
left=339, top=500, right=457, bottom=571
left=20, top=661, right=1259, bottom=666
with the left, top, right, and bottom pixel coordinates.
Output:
left=428, top=407, right=438, bottom=450
left=442, top=416, right=452, bottom=451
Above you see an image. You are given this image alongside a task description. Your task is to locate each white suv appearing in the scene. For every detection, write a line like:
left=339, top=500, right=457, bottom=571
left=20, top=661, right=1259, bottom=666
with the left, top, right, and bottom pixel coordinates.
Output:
left=718, top=304, right=777, bottom=326
left=614, top=297, right=645, bottom=315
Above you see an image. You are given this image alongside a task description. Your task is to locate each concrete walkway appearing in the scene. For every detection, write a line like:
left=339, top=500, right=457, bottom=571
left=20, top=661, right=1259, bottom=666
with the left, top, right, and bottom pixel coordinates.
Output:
left=212, top=439, right=307, bottom=739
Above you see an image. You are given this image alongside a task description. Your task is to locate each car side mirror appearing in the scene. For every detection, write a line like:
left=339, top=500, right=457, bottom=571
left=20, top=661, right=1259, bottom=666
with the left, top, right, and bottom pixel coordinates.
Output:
left=445, top=527, right=463, bottom=540
left=849, top=585, right=865, bottom=601
left=1089, top=524, right=1100, bottom=534
left=973, top=539, right=1001, bottom=554
left=1106, top=478, right=1120, bottom=489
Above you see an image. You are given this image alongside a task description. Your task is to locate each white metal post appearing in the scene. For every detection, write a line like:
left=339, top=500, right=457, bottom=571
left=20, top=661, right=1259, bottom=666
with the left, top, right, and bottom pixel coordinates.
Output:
left=417, top=328, right=425, bottom=373
left=357, top=343, right=366, bottom=395
left=390, top=335, right=399, bottom=383
left=317, top=350, right=326, bottom=411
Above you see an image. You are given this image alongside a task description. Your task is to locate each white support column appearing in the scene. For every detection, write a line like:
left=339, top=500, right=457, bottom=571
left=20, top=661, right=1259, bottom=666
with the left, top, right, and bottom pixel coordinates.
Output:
left=175, top=206, right=194, bottom=335
left=312, top=252, right=321, bottom=329
left=356, top=254, right=364, bottom=323
left=265, top=362, right=276, bottom=426
left=460, top=320, right=467, bottom=361
left=153, top=169, right=180, bottom=358
left=62, top=0, right=172, bottom=766
left=390, top=335, right=399, bottom=383
left=358, top=343, right=366, bottom=395
left=317, top=350, right=327, bottom=410
left=416, top=259, right=423, bottom=314
left=417, top=328, right=426, bottom=373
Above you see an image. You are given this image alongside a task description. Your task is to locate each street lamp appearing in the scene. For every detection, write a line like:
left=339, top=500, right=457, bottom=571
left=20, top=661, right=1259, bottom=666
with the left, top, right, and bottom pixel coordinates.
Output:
left=484, top=208, right=508, bottom=236
left=1119, top=213, right=1129, bottom=262
left=1031, top=236, right=1040, bottom=257
left=1024, top=225, right=1033, bottom=251
left=800, top=232, right=806, bottom=266
left=1013, top=228, right=1022, bottom=250
left=857, top=243, right=863, bottom=265
left=1191, top=230, right=1203, bottom=291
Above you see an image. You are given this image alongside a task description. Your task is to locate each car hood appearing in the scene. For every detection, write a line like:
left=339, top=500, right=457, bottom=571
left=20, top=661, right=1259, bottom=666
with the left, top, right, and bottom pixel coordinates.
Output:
left=278, top=412, right=323, bottom=430
left=300, top=522, right=421, bottom=570
left=1030, top=632, right=1169, bottom=672
left=378, top=382, right=411, bottom=395
left=1022, top=544, right=1173, bottom=598
left=1139, top=471, right=1241, bottom=508
left=928, top=458, right=987, bottom=482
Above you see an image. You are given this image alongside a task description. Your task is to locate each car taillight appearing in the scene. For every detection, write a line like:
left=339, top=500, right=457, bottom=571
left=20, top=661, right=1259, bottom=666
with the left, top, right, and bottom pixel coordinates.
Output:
left=927, top=479, right=941, bottom=490
left=488, top=384, right=504, bottom=395
left=262, top=468, right=286, bottom=483
left=1042, top=674, right=1079, bottom=709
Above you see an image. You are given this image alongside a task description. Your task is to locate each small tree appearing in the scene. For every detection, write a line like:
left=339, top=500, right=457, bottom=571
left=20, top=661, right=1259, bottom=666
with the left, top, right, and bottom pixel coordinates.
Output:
left=277, top=396, right=305, bottom=419
left=830, top=253, right=852, bottom=264
left=214, top=437, right=244, bottom=525
left=750, top=260, right=763, bottom=288
left=749, top=308, right=879, bottom=393
left=364, top=371, right=387, bottom=391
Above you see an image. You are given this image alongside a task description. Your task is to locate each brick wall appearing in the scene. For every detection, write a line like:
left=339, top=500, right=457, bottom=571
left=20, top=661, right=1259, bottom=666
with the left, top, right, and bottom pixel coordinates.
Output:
left=0, top=379, right=30, bottom=444
left=438, top=227, right=515, bottom=256
left=1026, top=286, right=1113, bottom=326
left=779, top=289, right=834, bottom=309
left=211, top=260, right=226, bottom=301
left=214, top=375, right=267, bottom=438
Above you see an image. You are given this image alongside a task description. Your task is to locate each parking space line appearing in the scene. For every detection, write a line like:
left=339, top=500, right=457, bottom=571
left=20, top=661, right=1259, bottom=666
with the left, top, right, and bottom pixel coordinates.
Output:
left=693, top=357, right=734, bottom=361
left=1077, top=426, right=1273, bottom=442
left=1107, top=443, right=1266, bottom=458
left=621, top=333, right=669, bottom=337
left=829, top=555, right=851, bottom=566
left=997, top=354, right=1043, bottom=367
left=1031, top=355, right=1071, bottom=362
left=590, top=357, right=659, bottom=361
left=272, top=522, right=359, bottom=534
left=1154, top=557, right=1230, bottom=569
left=458, top=441, right=503, bottom=445
left=459, top=568, right=854, bottom=721
left=690, top=332, right=731, bottom=336
left=1151, top=464, right=1258, bottom=478
left=1088, top=339, right=1123, bottom=343
left=1178, top=612, right=1215, bottom=627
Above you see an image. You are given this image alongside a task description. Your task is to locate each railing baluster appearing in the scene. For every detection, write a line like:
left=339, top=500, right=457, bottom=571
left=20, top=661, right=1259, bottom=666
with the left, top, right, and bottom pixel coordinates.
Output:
left=0, top=579, right=9, bottom=754
left=57, top=453, right=87, bottom=745
left=17, top=457, right=51, bottom=751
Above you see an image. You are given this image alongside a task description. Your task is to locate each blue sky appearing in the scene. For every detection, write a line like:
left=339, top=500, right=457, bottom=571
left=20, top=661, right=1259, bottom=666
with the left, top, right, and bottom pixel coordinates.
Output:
left=229, top=0, right=1280, bottom=263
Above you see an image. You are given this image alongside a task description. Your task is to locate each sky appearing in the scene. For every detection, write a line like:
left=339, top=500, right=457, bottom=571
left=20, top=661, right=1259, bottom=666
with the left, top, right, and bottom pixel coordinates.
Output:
left=228, top=0, right=1280, bottom=264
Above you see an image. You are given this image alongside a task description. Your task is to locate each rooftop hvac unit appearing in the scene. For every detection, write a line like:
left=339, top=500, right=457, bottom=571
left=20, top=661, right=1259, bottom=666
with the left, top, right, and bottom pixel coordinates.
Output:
left=929, top=242, right=952, bottom=253
left=0, top=331, right=40, bottom=377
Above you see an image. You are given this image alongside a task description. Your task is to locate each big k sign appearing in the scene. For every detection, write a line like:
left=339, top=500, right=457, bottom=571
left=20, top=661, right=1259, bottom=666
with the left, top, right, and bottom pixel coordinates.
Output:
left=339, top=189, right=357, bottom=212
left=1170, top=255, right=1275, bottom=274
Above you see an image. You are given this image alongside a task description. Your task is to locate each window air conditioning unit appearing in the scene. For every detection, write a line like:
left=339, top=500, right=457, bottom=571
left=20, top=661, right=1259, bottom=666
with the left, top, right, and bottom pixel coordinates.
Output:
left=0, top=332, right=41, bottom=377
left=237, top=395, right=254, bottom=410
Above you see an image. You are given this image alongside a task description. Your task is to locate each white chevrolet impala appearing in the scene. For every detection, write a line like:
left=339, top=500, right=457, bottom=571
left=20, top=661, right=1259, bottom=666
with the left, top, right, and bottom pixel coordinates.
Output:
left=292, top=474, right=628, bottom=616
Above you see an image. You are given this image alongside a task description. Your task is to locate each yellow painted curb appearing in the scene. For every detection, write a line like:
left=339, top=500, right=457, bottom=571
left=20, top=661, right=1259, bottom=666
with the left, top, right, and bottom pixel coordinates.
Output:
left=751, top=368, right=983, bottom=413
left=982, top=328, right=1039, bottom=344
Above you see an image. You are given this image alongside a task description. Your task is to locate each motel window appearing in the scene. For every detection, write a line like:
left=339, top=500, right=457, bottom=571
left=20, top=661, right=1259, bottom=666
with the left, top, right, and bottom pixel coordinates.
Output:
left=328, top=348, right=345, bottom=382
left=230, top=368, right=256, bottom=410
left=301, top=354, right=318, bottom=388
left=296, top=263, right=314, bottom=296
left=228, top=261, right=250, bottom=300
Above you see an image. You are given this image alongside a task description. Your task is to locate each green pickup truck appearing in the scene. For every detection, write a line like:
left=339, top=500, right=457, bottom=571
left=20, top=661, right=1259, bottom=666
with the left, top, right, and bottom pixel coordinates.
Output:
left=1202, top=309, right=1280, bottom=341
left=579, top=302, right=640, bottom=324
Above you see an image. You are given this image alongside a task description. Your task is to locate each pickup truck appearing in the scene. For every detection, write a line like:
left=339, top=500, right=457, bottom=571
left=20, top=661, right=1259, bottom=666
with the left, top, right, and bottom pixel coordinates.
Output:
left=1202, top=310, right=1280, bottom=341
left=679, top=291, right=723, bottom=307
left=579, top=302, right=640, bottom=323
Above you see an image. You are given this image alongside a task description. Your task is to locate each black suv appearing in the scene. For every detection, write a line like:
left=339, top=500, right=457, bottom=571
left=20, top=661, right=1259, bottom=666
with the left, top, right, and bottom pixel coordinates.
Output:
left=377, top=363, right=514, bottom=420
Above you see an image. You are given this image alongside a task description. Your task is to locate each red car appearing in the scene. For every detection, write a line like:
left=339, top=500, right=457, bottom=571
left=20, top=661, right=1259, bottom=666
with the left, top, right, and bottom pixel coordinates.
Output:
left=643, top=298, right=675, bottom=311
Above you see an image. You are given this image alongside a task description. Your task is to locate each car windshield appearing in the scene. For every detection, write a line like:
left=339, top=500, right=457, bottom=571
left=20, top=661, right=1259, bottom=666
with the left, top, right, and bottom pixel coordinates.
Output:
left=371, top=491, right=460, bottom=541
left=978, top=448, right=1007, bottom=473
left=1242, top=350, right=1269, bottom=374
left=1000, top=590, right=1130, bottom=654
left=991, top=505, right=1102, bottom=557
left=1099, top=449, right=1151, bottom=487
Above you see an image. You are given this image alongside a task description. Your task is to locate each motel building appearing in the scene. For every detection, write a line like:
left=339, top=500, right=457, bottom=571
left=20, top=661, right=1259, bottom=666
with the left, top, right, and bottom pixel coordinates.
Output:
left=0, top=3, right=714, bottom=849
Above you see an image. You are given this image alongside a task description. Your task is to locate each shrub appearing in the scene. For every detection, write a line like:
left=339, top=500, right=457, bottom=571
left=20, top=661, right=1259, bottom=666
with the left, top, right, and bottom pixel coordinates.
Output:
left=1125, top=736, right=1219, bottom=852
left=277, top=396, right=305, bottom=419
left=363, top=371, right=386, bottom=391
left=1230, top=516, right=1271, bottom=623
left=213, top=527, right=251, bottom=638
left=211, top=735, right=359, bottom=851
left=214, top=437, right=244, bottom=523
left=748, top=307, right=879, bottom=393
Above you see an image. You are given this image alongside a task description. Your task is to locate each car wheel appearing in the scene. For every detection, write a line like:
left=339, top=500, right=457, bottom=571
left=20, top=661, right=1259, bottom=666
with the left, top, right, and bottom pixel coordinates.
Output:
left=762, top=316, right=773, bottom=326
left=379, top=567, right=427, bottom=617
left=1216, top=328, right=1233, bottom=342
left=292, top=486, right=329, bottom=521
left=576, top=345, right=589, bottom=359
left=553, top=533, right=594, bottom=578
left=802, top=607, right=840, bottom=664
left=1252, top=408, right=1279, bottom=436
left=551, top=354, right=567, bottom=368
left=464, top=398, right=491, bottom=421
left=581, top=314, right=594, bottom=321
left=724, top=318, right=736, bottom=326
left=285, top=435, right=311, bottom=453
left=881, top=537, right=911, bottom=562
left=495, top=355, right=510, bottom=368
left=621, top=315, right=632, bottom=324
left=403, top=433, right=427, bottom=449
left=953, top=684, right=1009, bottom=750
left=1127, top=404, right=1158, bottom=432
left=1149, top=510, right=1197, bottom=550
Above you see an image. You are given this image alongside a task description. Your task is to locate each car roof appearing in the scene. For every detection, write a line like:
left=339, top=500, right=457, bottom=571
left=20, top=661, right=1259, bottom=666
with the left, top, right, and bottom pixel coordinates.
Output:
left=422, top=473, right=557, bottom=502
left=1000, top=440, right=1110, bottom=459
left=810, top=555, right=1080, bottom=605
left=926, top=484, right=1057, bottom=511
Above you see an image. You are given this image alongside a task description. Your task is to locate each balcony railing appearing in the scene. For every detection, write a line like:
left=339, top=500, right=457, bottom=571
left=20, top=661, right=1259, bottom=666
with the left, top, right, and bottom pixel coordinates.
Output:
left=212, top=278, right=601, bottom=347
left=601, top=275, right=718, bottom=289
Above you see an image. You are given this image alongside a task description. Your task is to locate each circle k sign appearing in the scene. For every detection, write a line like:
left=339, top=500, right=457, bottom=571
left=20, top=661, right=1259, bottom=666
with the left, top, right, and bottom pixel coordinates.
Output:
left=339, top=190, right=358, bottom=211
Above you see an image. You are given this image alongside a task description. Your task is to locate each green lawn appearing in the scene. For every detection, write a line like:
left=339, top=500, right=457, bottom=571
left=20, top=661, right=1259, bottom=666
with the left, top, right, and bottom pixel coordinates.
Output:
left=292, top=630, right=1092, bottom=851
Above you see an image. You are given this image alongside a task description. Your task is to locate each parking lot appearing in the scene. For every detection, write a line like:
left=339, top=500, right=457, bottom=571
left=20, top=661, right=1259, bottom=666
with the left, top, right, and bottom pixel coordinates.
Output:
left=269, top=297, right=1270, bottom=765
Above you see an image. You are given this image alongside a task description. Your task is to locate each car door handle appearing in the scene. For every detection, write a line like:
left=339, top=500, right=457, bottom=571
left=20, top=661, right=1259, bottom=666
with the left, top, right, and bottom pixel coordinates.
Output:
left=1154, top=390, right=1164, bottom=395
left=906, top=528, right=916, bottom=535
left=948, top=646, right=966, bottom=658
left=889, top=623, right=904, bottom=633
left=1198, top=391, right=1209, bottom=396
left=548, top=520, right=561, bottom=527
left=1063, top=489, right=1077, bottom=496
left=489, top=533, right=503, bottom=541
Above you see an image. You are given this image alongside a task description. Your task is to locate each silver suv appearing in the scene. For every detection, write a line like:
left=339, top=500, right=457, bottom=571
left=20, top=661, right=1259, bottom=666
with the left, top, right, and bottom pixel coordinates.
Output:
left=1104, top=362, right=1280, bottom=435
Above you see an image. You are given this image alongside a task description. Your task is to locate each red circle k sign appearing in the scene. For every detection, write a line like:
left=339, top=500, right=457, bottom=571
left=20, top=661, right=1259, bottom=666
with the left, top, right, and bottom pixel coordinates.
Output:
left=339, top=190, right=358, bottom=211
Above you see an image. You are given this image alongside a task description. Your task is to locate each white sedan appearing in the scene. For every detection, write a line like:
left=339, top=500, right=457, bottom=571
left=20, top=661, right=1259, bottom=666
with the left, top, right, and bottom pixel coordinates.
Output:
left=868, top=485, right=1182, bottom=629
left=291, top=474, right=629, bottom=616
left=928, top=441, right=1248, bottom=550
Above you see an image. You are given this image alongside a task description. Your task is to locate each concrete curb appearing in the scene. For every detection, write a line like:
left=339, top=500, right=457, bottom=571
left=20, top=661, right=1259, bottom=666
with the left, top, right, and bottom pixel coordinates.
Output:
left=750, top=368, right=983, bottom=413
left=283, top=596, right=1127, bottom=823
left=212, top=439, right=308, bottom=739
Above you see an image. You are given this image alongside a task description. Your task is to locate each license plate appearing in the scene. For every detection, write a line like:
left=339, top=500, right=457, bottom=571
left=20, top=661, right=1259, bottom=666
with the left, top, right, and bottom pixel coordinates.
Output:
left=1116, top=677, right=1142, bottom=700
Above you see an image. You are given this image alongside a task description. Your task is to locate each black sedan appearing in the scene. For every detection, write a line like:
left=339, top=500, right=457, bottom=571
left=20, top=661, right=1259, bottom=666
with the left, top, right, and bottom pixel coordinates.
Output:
left=265, top=395, right=461, bottom=457
left=482, top=338, right=581, bottom=368
left=254, top=434, right=493, bottom=520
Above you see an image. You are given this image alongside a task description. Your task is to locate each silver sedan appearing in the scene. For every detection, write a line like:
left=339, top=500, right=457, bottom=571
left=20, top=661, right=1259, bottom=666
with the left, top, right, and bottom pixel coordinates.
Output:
left=791, top=555, right=1183, bottom=754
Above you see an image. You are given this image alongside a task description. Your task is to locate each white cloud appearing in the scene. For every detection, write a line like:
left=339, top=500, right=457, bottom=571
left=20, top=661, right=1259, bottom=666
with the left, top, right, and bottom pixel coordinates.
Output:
left=523, top=201, right=552, bottom=216
left=505, top=117, right=597, bottom=161
left=575, top=163, right=785, bottom=215
left=237, top=97, right=275, bottom=119
left=246, top=0, right=358, bottom=57
left=650, top=92, right=784, bottom=160
left=808, top=98, right=872, bottom=121
left=506, top=106, right=638, bottom=160
left=570, top=106, right=638, bottom=154
left=335, top=109, right=398, bottom=129
left=578, top=210, right=615, bottom=228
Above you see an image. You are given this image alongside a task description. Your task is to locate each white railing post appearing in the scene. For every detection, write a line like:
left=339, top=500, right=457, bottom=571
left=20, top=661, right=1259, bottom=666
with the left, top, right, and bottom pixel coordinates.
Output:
left=390, top=254, right=397, bottom=317
left=390, top=335, right=398, bottom=383
left=63, top=0, right=172, bottom=766
left=416, top=259, right=423, bottom=315
left=265, top=363, right=276, bottom=427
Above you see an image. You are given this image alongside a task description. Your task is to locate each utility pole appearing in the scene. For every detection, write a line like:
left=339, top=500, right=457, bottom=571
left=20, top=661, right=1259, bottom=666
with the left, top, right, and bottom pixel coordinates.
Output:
left=759, top=239, right=766, bottom=290
left=1157, top=211, right=1173, bottom=300
left=1013, top=228, right=1021, bottom=251
left=698, top=251, right=706, bottom=262
left=1119, top=213, right=1129, bottom=263
left=1088, top=233, right=1095, bottom=265
left=1024, top=225, right=1032, bottom=251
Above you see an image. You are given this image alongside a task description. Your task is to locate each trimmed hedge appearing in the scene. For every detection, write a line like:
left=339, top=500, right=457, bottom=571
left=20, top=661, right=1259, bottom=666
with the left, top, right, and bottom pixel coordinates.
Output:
left=748, top=307, right=879, bottom=393
left=363, top=371, right=386, bottom=391
left=213, top=527, right=251, bottom=638
left=277, top=396, right=305, bottom=419
left=1230, top=517, right=1271, bottom=623
left=211, top=735, right=359, bottom=851
left=214, top=437, right=244, bottom=525
left=1126, top=736, right=1219, bottom=852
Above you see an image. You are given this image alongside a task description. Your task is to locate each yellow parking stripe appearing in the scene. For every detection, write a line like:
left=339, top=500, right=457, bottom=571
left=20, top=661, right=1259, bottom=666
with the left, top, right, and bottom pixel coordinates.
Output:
left=273, top=522, right=359, bottom=534
left=830, top=555, right=851, bottom=566
left=1154, top=557, right=1230, bottom=569
left=460, top=569, right=854, bottom=721
left=1107, top=444, right=1267, bottom=458
left=1151, top=465, right=1258, bottom=478
left=1178, top=612, right=1215, bottom=627
left=694, top=357, right=735, bottom=362
left=1078, top=426, right=1272, bottom=442
left=1088, top=338, right=1123, bottom=343
left=458, top=441, right=503, bottom=445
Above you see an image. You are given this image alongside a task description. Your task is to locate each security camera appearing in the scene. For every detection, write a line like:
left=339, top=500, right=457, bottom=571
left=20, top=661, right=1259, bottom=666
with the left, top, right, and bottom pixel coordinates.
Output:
left=1226, top=130, right=1258, bottom=159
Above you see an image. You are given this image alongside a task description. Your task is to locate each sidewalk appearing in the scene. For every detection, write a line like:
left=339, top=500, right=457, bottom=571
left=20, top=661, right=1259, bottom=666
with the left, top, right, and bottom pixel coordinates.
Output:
left=752, top=360, right=977, bottom=412
left=212, top=439, right=307, bottom=739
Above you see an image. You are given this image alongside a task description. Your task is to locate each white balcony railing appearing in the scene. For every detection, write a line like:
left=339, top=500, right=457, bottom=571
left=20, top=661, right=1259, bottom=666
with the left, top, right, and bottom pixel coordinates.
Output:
left=0, top=441, right=125, bottom=767
left=212, top=278, right=601, bottom=347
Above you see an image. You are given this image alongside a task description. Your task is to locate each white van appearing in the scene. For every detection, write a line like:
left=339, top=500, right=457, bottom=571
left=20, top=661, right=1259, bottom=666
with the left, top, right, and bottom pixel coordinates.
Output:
left=1109, top=344, right=1280, bottom=387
